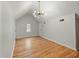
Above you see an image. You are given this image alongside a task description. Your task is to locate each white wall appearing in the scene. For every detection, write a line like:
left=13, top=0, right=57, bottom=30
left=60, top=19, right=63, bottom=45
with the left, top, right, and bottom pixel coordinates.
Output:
left=39, top=13, right=76, bottom=50
left=0, top=2, right=2, bottom=57
left=16, top=13, right=39, bottom=38
left=1, top=2, right=15, bottom=57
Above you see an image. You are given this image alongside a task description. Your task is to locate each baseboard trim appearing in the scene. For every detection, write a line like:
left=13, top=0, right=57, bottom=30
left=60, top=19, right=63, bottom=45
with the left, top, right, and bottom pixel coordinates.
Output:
left=10, top=39, right=15, bottom=58
left=16, top=36, right=39, bottom=39
left=40, top=35, right=77, bottom=51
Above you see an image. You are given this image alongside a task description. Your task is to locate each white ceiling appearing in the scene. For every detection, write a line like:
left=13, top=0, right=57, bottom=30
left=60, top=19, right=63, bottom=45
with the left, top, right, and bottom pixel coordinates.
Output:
left=9, top=1, right=79, bottom=19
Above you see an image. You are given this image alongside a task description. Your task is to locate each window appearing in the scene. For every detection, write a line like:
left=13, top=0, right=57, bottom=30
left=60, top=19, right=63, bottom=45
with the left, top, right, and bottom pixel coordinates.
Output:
left=26, top=24, right=31, bottom=32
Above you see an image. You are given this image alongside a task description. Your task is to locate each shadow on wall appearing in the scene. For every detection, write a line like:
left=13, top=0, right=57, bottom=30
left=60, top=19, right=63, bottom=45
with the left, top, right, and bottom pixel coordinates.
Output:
left=75, top=13, right=79, bottom=51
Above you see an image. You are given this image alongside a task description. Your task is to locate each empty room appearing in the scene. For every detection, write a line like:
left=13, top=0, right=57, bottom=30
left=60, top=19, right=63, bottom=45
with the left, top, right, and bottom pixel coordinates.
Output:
left=1, top=0, right=79, bottom=58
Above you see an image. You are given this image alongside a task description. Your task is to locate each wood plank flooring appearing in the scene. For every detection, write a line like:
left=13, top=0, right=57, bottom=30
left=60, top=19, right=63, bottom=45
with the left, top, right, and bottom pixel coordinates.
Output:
left=13, top=36, right=79, bottom=58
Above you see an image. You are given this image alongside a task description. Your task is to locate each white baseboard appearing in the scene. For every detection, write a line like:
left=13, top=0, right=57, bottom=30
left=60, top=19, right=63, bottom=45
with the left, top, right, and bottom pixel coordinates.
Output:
left=10, top=39, right=15, bottom=58
left=40, top=35, right=77, bottom=51
left=16, top=36, right=39, bottom=39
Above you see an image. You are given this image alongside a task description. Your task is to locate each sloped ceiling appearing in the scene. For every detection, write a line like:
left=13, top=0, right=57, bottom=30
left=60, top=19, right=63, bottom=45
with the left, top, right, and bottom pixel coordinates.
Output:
left=9, top=1, right=33, bottom=19
left=40, top=1, right=79, bottom=19
left=9, top=1, right=79, bottom=19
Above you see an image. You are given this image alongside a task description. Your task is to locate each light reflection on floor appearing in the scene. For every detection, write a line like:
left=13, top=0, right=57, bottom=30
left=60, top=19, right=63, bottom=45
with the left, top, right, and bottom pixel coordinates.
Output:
left=25, top=38, right=32, bottom=57
left=25, top=38, right=32, bottom=49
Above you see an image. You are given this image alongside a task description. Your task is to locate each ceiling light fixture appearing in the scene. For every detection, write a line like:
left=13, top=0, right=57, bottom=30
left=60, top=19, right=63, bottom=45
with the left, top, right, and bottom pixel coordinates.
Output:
left=33, top=1, right=45, bottom=18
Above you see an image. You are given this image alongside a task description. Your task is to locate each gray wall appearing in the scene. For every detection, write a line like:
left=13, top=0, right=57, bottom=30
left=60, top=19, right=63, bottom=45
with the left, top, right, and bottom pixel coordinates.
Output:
left=16, top=13, right=39, bottom=38
left=0, top=2, right=2, bottom=57
left=1, top=2, right=15, bottom=57
left=39, top=13, right=76, bottom=50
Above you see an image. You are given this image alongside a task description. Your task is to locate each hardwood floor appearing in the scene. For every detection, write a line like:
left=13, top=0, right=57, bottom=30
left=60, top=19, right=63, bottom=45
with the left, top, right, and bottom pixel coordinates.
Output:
left=13, top=36, right=79, bottom=58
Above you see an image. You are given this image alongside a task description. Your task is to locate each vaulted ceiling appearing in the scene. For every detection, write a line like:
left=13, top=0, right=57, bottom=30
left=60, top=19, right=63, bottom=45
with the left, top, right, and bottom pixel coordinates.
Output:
left=9, top=1, right=79, bottom=19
